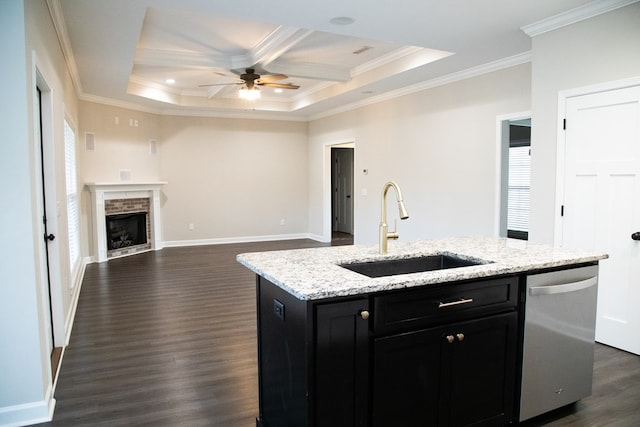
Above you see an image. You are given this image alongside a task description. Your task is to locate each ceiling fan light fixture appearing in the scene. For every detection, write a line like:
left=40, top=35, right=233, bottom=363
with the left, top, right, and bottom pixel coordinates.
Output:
left=239, top=86, right=260, bottom=100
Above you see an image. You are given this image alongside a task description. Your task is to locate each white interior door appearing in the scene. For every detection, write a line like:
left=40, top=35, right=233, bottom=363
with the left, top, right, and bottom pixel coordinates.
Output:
left=561, top=85, right=640, bottom=355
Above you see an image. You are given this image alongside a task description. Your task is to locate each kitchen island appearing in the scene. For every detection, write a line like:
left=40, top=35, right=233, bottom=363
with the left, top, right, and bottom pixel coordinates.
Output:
left=237, top=237, right=607, bottom=427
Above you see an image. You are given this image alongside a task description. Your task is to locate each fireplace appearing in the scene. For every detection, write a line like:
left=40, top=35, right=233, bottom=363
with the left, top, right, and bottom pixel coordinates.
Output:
left=106, top=212, right=148, bottom=252
left=87, top=182, right=166, bottom=262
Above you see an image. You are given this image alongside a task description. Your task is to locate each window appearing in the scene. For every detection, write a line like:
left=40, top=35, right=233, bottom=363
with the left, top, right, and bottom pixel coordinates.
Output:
left=64, top=119, right=81, bottom=281
left=507, top=124, right=531, bottom=240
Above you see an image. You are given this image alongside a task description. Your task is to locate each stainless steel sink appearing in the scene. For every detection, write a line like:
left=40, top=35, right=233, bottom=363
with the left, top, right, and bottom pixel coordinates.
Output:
left=340, top=254, right=488, bottom=278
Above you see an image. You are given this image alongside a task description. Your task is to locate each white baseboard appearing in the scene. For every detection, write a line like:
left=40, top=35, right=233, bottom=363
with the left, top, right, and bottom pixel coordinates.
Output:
left=163, top=233, right=321, bottom=248
left=0, top=394, right=55, bottom=427
left=64, top=257, right=89, bottom=345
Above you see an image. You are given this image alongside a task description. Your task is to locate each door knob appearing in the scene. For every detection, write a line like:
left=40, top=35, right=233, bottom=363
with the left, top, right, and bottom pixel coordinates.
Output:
left=45, top=233, right=56, bottom=242
left=359, top=310, right=370, bottom=320
left=632, top=232, right=640, bottom=241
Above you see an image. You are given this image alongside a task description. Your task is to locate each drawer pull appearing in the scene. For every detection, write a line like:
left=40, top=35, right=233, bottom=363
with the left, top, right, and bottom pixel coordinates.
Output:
left=438, top=298, right=474, bottom=308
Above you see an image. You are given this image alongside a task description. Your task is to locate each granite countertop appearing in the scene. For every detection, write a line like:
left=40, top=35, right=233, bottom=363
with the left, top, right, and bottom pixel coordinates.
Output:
left=236, top=236, right=608, bottom=301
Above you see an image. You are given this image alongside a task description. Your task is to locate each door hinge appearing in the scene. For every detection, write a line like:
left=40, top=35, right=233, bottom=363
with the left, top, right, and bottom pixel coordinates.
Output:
left=563, top=118, right=567, bottom=130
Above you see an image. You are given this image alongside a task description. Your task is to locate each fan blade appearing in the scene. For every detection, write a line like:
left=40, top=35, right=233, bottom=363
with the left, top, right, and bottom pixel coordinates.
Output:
left=198, top=82, right=243, bottom=88
left=257, top=74, right=288, bottom=83
left=259, top=82, right=300, bottom=90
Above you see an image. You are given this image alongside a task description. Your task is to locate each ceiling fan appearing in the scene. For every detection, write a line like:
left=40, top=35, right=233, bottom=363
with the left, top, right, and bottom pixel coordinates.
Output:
left=199, top=68, right=300, bottom=94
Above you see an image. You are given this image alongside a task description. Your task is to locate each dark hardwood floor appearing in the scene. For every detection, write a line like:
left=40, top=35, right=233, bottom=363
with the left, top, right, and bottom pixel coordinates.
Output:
left=39, top=238, right=638, bottom=426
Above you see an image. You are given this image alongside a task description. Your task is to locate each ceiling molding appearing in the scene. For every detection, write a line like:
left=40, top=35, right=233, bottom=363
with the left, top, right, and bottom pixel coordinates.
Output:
left=249, top=26, right=314, bottom=68
left=46, top=0, right=83, bottom=95
left=133, top=47, right=231, bottom=69
left=267, top=60, right=352, bottom=82
left=308, top=52, right=532, bottom=121
left=521, top=0, right=639, bottom=37
left=79, top=51, right=532, bottom=123
left=353, top=46, right=423, bottom=76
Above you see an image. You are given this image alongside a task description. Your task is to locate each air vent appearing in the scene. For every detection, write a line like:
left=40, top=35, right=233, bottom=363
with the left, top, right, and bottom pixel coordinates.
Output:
left=85, top=132, right=95, bottom=151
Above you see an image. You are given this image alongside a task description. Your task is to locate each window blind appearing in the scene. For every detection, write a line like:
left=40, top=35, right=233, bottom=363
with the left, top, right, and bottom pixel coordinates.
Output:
left=507, top=146, right=530, bottom=233
left=64, top=120, right=81, bottom=281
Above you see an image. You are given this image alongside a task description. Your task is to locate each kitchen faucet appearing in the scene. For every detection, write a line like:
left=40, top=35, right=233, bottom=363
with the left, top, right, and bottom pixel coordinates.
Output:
left=379, top=181, right=409, bottom=254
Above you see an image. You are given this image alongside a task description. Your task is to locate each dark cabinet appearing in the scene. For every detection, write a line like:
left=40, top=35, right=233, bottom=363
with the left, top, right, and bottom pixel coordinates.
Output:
left=256, top=276, right=369, bottom=427
left=373, top=312, right=517, bottom=426
left=315, top=300, right=370, bottom=426
left=256, top=274, right=519, bottom=427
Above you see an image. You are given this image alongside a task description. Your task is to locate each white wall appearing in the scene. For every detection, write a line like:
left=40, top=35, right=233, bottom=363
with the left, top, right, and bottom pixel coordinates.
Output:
left=529, top=2, right=640, bottom=243
left=308, top=63, right=532, bottom=244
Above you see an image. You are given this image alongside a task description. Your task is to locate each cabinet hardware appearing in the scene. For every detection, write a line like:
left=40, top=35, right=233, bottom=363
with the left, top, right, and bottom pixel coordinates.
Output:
left=360, top=310, right=370, bottom=320
left=445, top=335, right=455, bottom=344
left=438, top=297, right=473, bottom=308
left=456, top=333, right=465, bottom=342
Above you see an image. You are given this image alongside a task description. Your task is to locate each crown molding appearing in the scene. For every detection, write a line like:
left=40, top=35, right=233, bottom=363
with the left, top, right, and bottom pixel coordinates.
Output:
left=309, top=51, right=532, bottom=121
left=521, top=0, right=639, bottom=37
left=46, top=0, right=83, bottom=95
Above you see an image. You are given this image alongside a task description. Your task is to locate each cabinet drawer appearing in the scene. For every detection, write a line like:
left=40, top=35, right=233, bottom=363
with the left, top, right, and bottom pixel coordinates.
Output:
left=373, top=276, right=519, bottom=334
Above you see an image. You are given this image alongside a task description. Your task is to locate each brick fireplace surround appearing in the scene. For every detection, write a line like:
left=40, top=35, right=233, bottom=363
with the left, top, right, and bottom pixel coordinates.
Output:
left=86, top=182, right=166, bottom=262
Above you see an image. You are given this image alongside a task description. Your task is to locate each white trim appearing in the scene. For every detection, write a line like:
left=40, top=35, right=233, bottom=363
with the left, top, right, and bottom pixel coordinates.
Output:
left=322, top=139, right=357, bottom=243
left=553, top=76, right=640, bottom=245
left=521, top=0, right=640, bottom=37
left=0, top=393, right=55, bottom=427
left=162, top=233, right=320, bottom=248
left=308, top=52, right=532, bottom=121
left=64, top=256, right=88, bottom=345
left=86, top=182, right=167, bottom=262
left=45, top=0, right=83, bottom=96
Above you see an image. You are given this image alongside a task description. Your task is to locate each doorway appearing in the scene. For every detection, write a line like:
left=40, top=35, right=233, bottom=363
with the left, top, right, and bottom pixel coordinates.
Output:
left=558, top=82, right=640, bottom=355
left=35, top=72, right=64, bottom=378
left=328, top=143, right=354, bottom=244
left=498, top=114, right=531, bottom=239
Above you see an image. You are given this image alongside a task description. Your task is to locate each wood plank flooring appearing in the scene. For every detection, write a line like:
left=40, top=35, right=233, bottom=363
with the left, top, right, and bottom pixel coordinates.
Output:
left=39, top=239, right=638, bottom=426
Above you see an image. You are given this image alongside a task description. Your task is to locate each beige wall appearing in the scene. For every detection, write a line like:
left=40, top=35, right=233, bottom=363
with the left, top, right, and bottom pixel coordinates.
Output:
left=529, top=2, right=640, bottom=243
left=77, top=104, right=309, bottom=248
left=308, top=63, right=532, bottom=244
left=159, top=116, right=309, bottom=243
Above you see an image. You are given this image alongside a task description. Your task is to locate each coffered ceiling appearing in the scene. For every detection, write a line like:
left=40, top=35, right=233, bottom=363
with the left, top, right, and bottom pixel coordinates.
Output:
left=51, top=0, right=630, bottom=120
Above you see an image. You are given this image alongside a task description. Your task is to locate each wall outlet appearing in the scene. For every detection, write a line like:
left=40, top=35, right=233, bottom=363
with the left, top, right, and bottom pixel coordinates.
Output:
left=273, top=299, right=285, bottom=320
left=188, top=223, right=194, bottom=230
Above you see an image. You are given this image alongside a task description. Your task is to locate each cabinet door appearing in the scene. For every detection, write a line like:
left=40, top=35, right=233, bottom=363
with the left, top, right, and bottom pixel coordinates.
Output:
left=372, top=312, right=517, bottom=427
left=315, top=299, right=370, bottom=427
left=443, top=312, right=517, bottom=427
left=372, top=326, right=444, bottom=426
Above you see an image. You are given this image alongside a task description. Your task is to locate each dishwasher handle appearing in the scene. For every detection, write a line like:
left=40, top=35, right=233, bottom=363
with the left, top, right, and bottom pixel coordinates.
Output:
left=529, top=276, right=597, bottom=296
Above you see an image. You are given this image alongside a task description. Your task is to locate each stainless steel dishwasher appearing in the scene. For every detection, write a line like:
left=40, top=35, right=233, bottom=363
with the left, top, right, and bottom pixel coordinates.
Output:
left=519, top=265, right=599, bottom=422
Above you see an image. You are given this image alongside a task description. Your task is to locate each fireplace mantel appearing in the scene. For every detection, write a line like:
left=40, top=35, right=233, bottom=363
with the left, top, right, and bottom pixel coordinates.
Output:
left=87, top=182, right=167, bottom=262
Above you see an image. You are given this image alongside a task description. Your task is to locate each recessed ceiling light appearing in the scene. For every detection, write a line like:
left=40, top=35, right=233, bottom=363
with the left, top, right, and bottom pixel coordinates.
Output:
left=330, top=16, right=355, bottom=25
left=165, top=78, right=175, bottom=84
left=274, top=88, right=283, bottom=93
